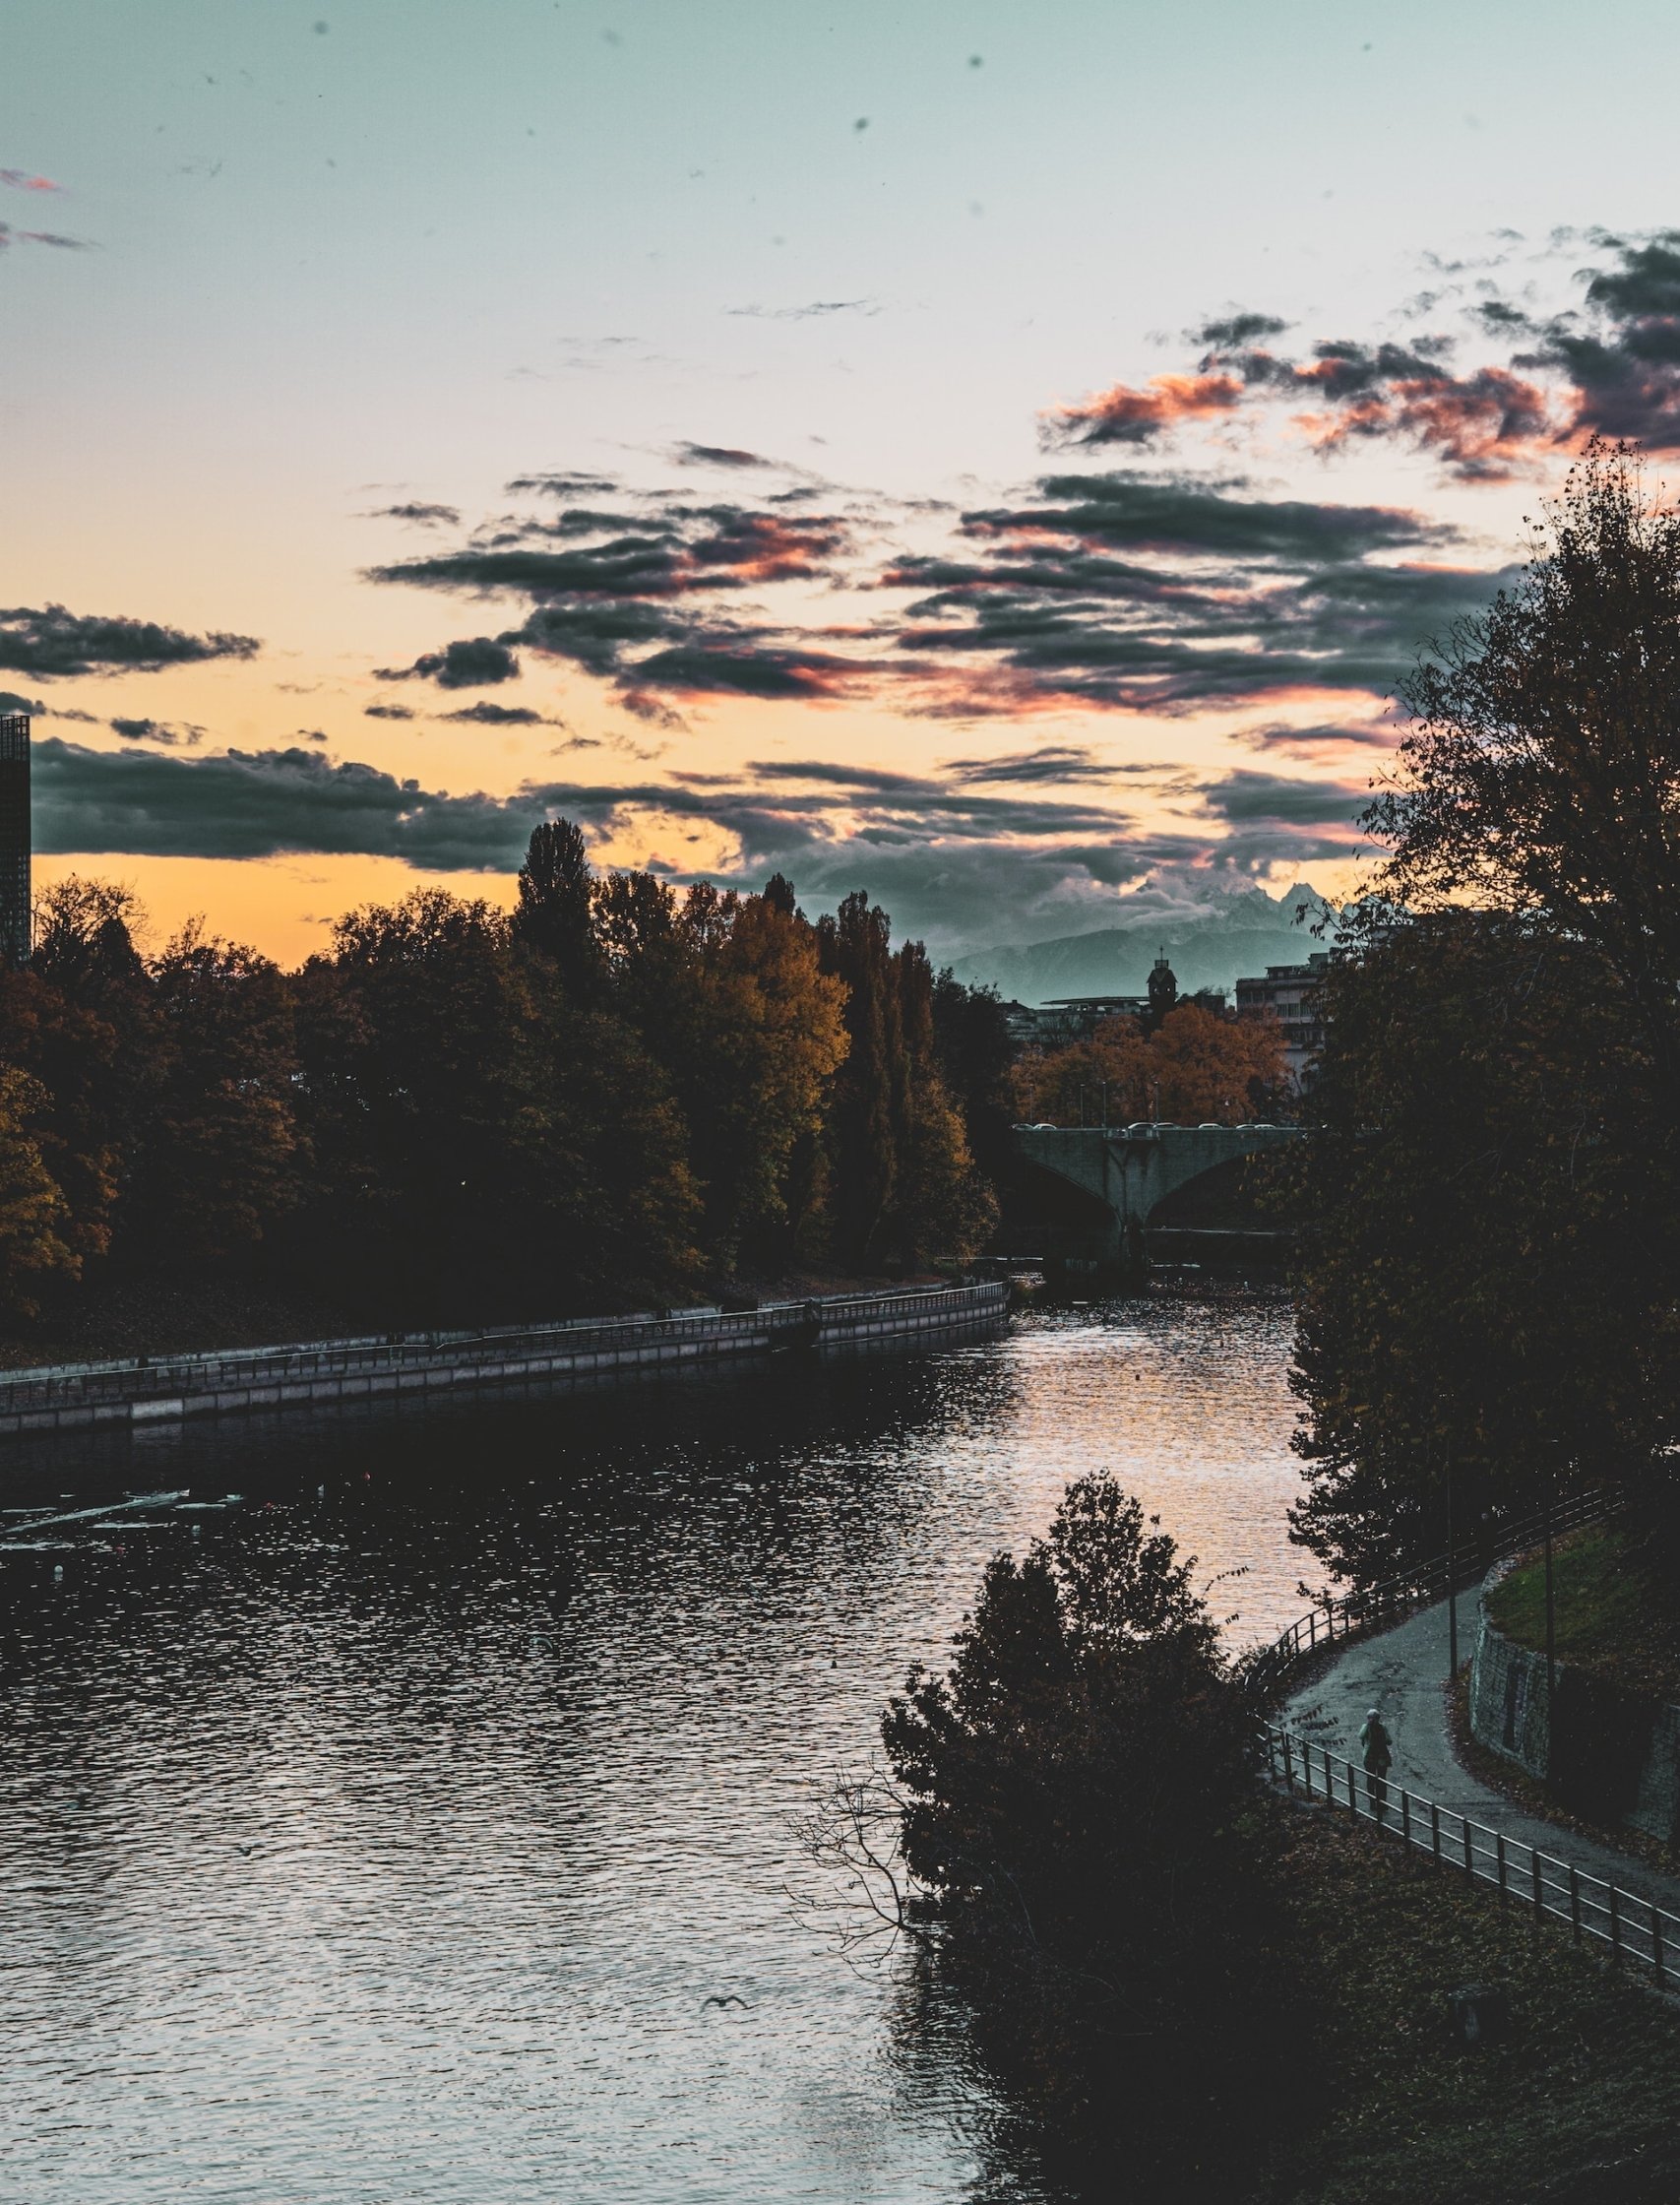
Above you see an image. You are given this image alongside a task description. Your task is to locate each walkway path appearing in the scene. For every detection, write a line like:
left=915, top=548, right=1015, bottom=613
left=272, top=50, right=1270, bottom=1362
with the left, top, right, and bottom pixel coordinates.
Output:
left=1282, top=1593, right=1680, bottom=1922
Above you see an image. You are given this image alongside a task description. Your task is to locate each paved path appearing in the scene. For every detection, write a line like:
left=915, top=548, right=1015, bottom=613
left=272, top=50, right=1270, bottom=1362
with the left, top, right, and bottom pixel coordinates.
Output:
left=1282, top=1594, right=1680, bottom=1922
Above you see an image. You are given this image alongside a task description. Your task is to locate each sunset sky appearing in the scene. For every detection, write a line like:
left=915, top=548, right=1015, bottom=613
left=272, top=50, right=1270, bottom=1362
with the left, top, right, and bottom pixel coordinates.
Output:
left=8, top=0, right=1680, bottom=965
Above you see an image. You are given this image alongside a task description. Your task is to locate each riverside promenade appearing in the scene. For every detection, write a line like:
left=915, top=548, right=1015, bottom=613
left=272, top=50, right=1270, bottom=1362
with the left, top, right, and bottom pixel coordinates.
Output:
left=1283, top=1595, right=1680, bottom=1926
left=0, top=1280, right=1010, bottom=1439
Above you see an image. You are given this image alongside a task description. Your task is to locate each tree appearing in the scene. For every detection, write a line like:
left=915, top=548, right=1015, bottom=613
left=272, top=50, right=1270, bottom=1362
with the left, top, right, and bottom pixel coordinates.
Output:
left=1286, top=912, right=1680, bottom=1585
left=511, top=818, right=600, bottom=996
left=1372, top=438, right=1680, bottom=1101
left=1012, top=1003, right=1286, bottom=1125
left=120, top=923, right=305, bottom=1265
left=875, top=1477, right=1292, bottom=2193
left=0, top=1065, right=81, bottom=1318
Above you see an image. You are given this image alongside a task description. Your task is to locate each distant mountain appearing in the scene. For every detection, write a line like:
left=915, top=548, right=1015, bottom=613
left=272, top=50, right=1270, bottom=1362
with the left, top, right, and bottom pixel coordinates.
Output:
left=952, top=880, right=1337, bottom=1003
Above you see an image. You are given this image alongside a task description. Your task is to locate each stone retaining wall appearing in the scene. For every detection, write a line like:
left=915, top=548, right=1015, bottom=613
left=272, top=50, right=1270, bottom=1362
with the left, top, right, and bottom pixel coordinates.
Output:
left=0, top=1281, right=1010, bottom=1439
left=1469, top=1560, right=1680, bottom=1847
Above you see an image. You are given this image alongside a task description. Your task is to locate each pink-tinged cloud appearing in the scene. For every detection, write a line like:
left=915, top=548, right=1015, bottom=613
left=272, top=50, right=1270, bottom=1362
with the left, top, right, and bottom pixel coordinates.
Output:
left=1290, top=361, right=1556, bottom=481
left=0, top=169, right=62, bottom=193
left=1042, top=371, right=1246, bottom=447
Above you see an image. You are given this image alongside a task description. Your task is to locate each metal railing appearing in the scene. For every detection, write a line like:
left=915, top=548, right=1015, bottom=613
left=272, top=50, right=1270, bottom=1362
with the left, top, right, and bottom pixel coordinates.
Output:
left=1261, top=1719, right=1680, bottom=1986
left=0, top=1281, right=1009, bottom=1422
left=1248, top=1484, right=1613, bottom=1697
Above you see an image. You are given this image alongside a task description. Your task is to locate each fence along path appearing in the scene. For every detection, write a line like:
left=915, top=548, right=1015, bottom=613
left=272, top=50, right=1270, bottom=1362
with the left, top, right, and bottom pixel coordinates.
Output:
left=1258, top=1717, right=1680, bottom=1984
left=1252, top=1484, right=1680, bottom=1986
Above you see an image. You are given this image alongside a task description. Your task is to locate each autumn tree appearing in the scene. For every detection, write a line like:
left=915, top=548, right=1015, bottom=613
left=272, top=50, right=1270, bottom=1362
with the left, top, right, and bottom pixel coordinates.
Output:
left=1012, top=1003, right=1285, bottom=1125
left=0, top=1065, right=82, bottom=1318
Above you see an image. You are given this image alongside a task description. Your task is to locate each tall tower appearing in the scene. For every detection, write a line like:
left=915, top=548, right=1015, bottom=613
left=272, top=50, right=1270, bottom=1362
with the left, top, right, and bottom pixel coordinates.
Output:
left=0, top=712, right=30, bottom=968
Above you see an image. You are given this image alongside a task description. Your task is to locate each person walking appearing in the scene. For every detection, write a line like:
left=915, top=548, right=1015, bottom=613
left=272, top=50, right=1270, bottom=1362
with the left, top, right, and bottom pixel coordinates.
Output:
left=1360, top=1706, right=1393, bottom=1820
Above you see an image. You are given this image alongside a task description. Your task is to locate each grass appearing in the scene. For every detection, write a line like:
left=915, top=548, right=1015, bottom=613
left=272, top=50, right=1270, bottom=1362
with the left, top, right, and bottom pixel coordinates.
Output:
left=1487, top=1524, right=1680, bottom=1701
left=1259, top=1802, right=1680, bottom=2203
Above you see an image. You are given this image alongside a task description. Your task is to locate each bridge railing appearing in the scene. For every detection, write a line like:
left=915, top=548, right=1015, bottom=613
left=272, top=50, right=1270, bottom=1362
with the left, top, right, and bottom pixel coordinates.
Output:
left=1261, top=1719, right=1680, bottom=1984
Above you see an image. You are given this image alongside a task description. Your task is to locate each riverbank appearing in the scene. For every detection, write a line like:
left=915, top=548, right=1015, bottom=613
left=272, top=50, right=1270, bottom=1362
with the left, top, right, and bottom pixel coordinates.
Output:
left=0, top=1280, right=1011, bottom=1438
left=1266, top=1805, right=1680, bottom=2204
left=0, top=1265, right=953, bottom=1373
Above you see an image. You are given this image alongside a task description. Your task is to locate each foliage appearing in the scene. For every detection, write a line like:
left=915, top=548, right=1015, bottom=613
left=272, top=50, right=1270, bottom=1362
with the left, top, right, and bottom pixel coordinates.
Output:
left=1373, top=438, right=1680, bottom=1101
left=0, top=834, right=1008, bottom=1331
left=0, top=1065, right=80, bottom=1318
left=1012, top=1000, right=1287, bottom=1125
left=876, top=1476, right=1294, bottom=2193
left=1290, top=440, right=1680, bottom=1585
left=1286, top=913, right=1680, bottom=1585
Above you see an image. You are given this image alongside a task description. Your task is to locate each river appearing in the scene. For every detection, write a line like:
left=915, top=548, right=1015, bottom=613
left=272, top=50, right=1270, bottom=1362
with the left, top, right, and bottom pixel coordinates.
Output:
left=0, top=1279, right=1310, bottom=2204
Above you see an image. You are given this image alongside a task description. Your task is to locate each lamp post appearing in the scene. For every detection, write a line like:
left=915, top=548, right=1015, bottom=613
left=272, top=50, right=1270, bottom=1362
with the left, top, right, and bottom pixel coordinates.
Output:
left=1446, top=1447, right=1459, bottom=1679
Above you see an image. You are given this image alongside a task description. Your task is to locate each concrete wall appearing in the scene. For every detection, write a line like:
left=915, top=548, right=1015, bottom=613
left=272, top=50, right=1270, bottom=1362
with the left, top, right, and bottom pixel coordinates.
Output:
left=0, top=1282, right=1010, bottom=1439
left=1469, top=1561, right=1680, bottom=1847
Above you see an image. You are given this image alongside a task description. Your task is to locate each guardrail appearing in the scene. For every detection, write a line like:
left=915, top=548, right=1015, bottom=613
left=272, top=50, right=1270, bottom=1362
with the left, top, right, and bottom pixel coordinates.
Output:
left=1261, top=1719, right=1680, bottom=1985
left=1248, top=1484, right=1613, bottom=1698
left=0, top=1280, right=1011, bottom=1436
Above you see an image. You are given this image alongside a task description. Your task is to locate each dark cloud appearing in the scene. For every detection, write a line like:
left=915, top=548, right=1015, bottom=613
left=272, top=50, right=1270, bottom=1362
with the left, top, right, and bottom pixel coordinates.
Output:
left=0, top=691, right=44, bottom=716
left=371, top=636, right=522, bottom=688
left=627, top=643, right=855, bottom=699
left=1237, top=719, right=1399, bottom=753
left=940, top=744, right=1115, bottom=786
left=504, top=471, right=621, bottom=498
left=1496, top=230, right=1680, bottom=447
left=1187, top=310, right=1291, bottom=348
left=889, top=473, right=1509, bottom=717
left=108, top=716, right=205, bottom=746
left=363, top=703, right=415, bottom=720
left=439, top=700, right=559, bottom=725
left=670, top=442, right=773, bottom=469
left=1195, top=769, right=1367, bottom=826
left=31, top=737, right=550, bottom=871
left=0, top=604, right=260, bottom=678
left=366, top=501, right=462, bottom=527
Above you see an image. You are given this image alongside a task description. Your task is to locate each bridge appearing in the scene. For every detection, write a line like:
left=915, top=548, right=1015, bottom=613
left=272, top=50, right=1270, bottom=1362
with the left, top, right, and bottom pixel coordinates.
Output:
left=1007, top=1123, right=1302, bottom=1267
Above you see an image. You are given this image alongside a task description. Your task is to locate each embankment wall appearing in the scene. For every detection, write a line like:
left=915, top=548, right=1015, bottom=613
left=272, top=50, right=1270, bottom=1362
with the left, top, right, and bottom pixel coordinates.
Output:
left=0, top=1281, right=1010, bottom=1439
left=1469, top=1560, right=1680, bottom=1847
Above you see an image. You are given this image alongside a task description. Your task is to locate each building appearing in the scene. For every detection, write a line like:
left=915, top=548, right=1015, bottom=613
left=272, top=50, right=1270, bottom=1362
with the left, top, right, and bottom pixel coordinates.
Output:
left=0, top=712, right=27, bottom=968
left=1235, top=951, right=1330, bottom=1085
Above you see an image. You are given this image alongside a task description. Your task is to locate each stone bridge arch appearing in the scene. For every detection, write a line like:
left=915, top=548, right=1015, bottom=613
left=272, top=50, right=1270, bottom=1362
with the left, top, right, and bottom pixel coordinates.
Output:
left=1006, top=1124, right=1301, bottom=1267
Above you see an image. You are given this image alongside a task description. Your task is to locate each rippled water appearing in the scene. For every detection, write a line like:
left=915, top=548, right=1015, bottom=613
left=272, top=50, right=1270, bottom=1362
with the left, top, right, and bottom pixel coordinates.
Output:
left=0, top=1281, right=1309, bottom=2204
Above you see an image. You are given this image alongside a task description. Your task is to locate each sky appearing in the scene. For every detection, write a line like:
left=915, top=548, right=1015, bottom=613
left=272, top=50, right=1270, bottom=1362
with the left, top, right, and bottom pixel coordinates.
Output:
left=7, top=0, right=1680, bottom=966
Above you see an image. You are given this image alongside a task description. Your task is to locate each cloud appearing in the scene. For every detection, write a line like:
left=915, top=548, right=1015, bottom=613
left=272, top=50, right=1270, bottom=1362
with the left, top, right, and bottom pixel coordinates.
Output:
left=1495, top=229, right=1680, bottom=448
left=108, top=716, right=205, bottom=746
left=1237, top=719, right=1398, bottom=754
left=1043, top=371, right=1247, bottom=447
left=31, top=737, right=551, bottom=871
left=364, top=501, right=462, bottom=527
left=0, top=170, right=62, bottom=192
left=439, top=700, right=561, bottom=725
left=725, top=298, right=880, bottom=320
left=505, top=471, right=621, bottom=497
left=670, top=442, right=773, bottom=469
left=0, top=604, right=260, bottom=677
left=1195, top=768, right=1368, bottom=826
left=1187, top=310, right=1291, bottom=348
left=940, top=743, right=1116, bottom=786
left=363, top=702, right=415, bottom=719
left=0, top=691, right=44, bottom=716
left=371, top=635, right=521, bottom=687
left=0, top=222, right=91, bottom=250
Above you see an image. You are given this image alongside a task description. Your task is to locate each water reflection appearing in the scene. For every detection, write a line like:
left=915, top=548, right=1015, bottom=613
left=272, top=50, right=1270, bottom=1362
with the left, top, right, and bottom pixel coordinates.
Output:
left=0, top=1281, right=1306, bottom=2204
